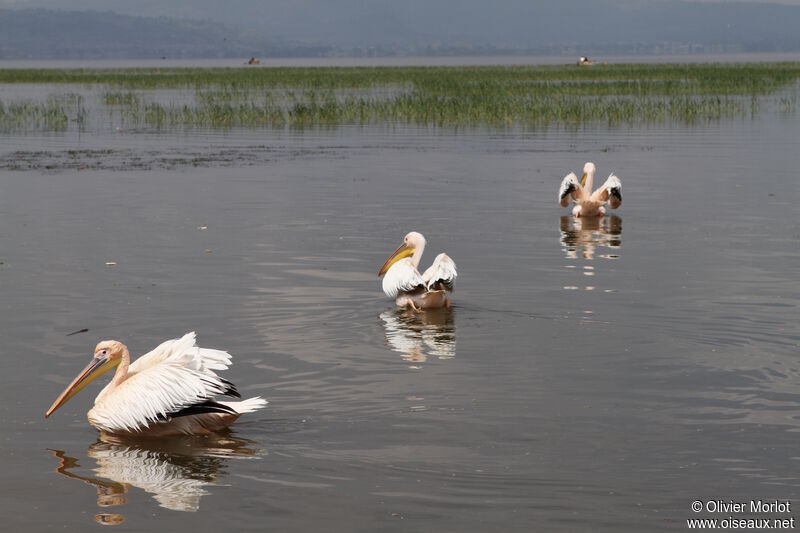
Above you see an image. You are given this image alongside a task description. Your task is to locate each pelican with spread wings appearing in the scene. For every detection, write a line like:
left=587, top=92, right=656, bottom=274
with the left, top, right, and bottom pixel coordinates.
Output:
left=378, top=231, right=457, bottom=311
left=559, top=162, right=622, bottom=217
left=45, top=332, right=266, bottom=436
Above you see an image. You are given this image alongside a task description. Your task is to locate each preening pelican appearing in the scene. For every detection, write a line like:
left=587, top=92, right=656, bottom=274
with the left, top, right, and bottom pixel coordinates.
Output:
left=378, top=231, right=457, bottom=311
left=559, top=162, right=622, bottom=217
left=45, top=332, right=267, bottom=436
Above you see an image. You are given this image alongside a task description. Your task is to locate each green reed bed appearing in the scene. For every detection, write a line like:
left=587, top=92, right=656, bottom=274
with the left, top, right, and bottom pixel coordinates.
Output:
left=103, top=91, right=141, bottom=106
left=0, top=92, right=85, bottom=131
left=2, top=63, right=799, bottom=92
left=0, top=63, right=798, bottom=130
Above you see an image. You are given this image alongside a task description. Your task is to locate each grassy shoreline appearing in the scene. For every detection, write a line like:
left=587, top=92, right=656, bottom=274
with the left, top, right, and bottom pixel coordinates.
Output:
left=1, top=63, right=798, bottom=129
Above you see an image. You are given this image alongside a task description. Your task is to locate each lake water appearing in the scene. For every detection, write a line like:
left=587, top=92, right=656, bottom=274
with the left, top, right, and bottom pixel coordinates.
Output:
left=1, top=89, right=799, bottom=530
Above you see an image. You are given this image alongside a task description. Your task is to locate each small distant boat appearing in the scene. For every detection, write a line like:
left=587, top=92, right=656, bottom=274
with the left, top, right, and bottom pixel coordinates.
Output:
left=577, top=56, right=594, bottom=66
left=247, top=56, right=261, bottom=65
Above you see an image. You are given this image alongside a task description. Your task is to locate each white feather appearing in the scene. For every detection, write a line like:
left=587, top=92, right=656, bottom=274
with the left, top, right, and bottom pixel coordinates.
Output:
left=382, top=257, right=425, bottom=298
left=127, top=332, right=232, bottom=376
left=219, top=397, right=268, bottom=414
left=421, top=253, right=457, bottom=291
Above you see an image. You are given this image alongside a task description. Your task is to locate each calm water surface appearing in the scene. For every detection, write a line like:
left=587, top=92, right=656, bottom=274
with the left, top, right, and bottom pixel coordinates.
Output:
left=1, top=112, right=799, bottom=531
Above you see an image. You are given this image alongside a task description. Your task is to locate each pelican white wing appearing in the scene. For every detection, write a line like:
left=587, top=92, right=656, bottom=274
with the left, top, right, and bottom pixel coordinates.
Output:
left=559, top=172, right=583, bottom=206
left=382, top=257, right=425, bottom=298
left=128, top=332, right=232, bottom=376
left=590, top=173, right=622, bottom=209
left=421, top=253, right=457, bottom=292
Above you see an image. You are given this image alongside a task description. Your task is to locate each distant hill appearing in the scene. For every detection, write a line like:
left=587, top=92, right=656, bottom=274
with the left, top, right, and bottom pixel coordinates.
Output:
left=0, top=9, right=329, bottom=59
left=1, top=1, right=800, bottom=59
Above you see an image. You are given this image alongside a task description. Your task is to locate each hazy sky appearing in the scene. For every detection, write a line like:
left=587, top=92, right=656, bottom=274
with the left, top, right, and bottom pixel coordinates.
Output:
left=3, top=0, right=800, bottom=6
left=3, top=0, right=800, bottom=53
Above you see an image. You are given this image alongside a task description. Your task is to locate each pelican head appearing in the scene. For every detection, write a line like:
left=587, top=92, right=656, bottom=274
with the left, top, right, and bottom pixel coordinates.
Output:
left=45, top=340, right=126, bottom=418
left=378, top=231, right=426, bottom=277
left=581, top=162, right=596, bottom=187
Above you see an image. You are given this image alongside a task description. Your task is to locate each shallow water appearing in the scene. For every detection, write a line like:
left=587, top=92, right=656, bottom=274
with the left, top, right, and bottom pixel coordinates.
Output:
left=0, top=109, right=799, bottom=531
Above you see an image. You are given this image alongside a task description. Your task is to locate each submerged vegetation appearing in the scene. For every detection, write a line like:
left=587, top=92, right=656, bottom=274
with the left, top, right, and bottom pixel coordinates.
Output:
left=0, top=63, right=798, bottom=131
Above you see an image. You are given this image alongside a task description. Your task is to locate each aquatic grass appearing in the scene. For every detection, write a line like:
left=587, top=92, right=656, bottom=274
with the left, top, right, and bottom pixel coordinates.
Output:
left=0, top=63, right=798, bottom=130
left=0, top=92, right=85, bottom=131
left=102, top=91, right=141, bottom=106
left=127, top=92, right=754, bottom=129
left=2, top=63, right=799, bottom=93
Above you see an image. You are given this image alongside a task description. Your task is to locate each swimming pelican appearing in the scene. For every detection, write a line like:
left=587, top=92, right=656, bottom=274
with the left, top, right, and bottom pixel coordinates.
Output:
left=45, top=332, right=267, bottom=436
left=378, top=231, right=457, bottom=311
left=559, top=162, right=622, bottom=217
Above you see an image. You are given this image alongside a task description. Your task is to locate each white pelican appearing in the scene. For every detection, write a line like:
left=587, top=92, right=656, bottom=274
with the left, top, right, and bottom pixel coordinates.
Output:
left=45, top=332, right=267, bottom=436
left=559, top=162, right=622, bottom=217
left=377, top=231, right=457, bottom=311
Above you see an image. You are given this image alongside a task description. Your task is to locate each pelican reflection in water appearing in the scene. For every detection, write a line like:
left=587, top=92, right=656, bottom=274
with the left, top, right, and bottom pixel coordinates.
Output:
left=48, top=432, right=260, bottom=525
left=380, top=307, right=456, bottom=364
left=560, top=214, right=622, bottom=260
left=560, top=215, right=622, bottom=292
